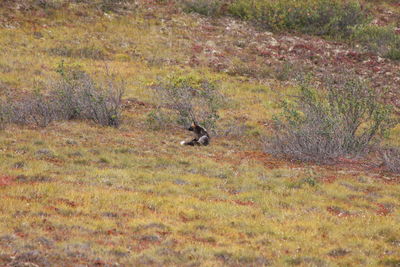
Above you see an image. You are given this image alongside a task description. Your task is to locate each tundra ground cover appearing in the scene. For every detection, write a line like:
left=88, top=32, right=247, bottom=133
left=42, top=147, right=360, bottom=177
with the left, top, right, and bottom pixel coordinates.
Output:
left=0, top=1, right=399, bottom=266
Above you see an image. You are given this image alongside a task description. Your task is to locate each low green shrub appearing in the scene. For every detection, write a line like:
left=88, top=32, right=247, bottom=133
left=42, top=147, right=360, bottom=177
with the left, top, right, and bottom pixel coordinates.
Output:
left=181, top=0, right=226, bottom=17
left=182, top=0, right=368, bottom=37
left=228, top=0, right=367, bottom=37
left=97, top=0, right=137, bottom=13
left=352, top=24, right=400, bottom=59
left=152, top=74, right=223, bottom=130
left=145, top=109, right=173, bottom=130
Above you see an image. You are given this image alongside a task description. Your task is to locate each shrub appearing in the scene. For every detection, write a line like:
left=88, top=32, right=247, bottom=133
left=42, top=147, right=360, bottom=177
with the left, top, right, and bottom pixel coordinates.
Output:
left=181, top=0, right=226, bottom=17
left=0, top=100, right=10, bottom=129
left=79, top=77, right=124, bottom=127
left=386, top=48, right=400, bottom=61
left=265, top=74, right=395, bottom=163
left=11, top=92, right=58, bottom=127
left=152, top=75, right=223, bottom=130
left=145, top=109, right=173, bottom=130
left=5, top=89, right=59, bottom=127
left=352, top=24, right=400, bottom=59
left=48, top=45, right=108, bottom=60
left=33, top=0, right=62, bottom=9
left=228, top=0, right=367, bottom=37
left=381, top=147, right=400, bottom=173
left=53, top=63, right=125, bottom=127
left=97, top=0, right=128, bottom=12
left=0, top=62, right=125, bottom=128
left=215, top=121, right=251, bottom=137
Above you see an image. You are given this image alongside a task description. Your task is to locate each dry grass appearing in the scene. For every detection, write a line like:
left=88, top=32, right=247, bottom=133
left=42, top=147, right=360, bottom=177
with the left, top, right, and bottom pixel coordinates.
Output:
left=0, top=121, right=399, bottom=266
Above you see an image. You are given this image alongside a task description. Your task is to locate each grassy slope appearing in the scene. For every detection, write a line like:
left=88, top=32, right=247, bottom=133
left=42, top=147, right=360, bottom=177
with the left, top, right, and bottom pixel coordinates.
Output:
left=0, top=2, right=399, bottom=266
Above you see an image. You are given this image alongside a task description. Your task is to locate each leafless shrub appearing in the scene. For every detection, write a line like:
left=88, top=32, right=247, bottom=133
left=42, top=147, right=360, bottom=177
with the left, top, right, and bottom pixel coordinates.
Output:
left=0, top=63, right=124, bottom=128
left=48, top=46, right=108, bottom=60
left=145, top=108, right=174, bottom=130
left=53, top=63, right=125, bottom=127
left=214, top=119, right=253, bottom=137
left=7, top=94, right=59, bottom=127
left=152, top=75, right=223, bottom=130
left=381, top=147, right=400, bottom=173
left=0, top=100, right=10, bottom=129
left=78, top=75, right=124, bottom=127
left=25, top=93, right=58, bottom=127
left=265, top=74, right=396, bottom=163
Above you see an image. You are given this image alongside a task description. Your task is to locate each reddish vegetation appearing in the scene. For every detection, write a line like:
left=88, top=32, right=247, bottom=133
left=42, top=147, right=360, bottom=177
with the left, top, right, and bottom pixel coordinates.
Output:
left=183, top=17, right=400, bottom=112
left=43, top=157, right=65, bottom=165
left=14, top=231, right=28, bottom=238
left=0, top=175, right=14, bottom=186
left=233, top=200, right=255, bottom=206
left=106, top=229, right=122, bottom=236
left=376, top=203, right=392, bottom=216
left=332, top=157, right=381, bottom=172
left=55, top=198, right=78, bottom=208
left=198, top=196, right=256, bottom=207
left=46, top=205, right=60, bottom=212
left=209, top=148, right=400, bottom=184
left=211, top=150, right=287, bottom=169
left=326, top=206, right=352, bottom=217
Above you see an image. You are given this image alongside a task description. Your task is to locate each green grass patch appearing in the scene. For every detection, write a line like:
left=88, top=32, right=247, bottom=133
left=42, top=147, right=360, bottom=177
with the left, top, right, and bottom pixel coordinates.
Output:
left=352, top=24, right=400, bottom=60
